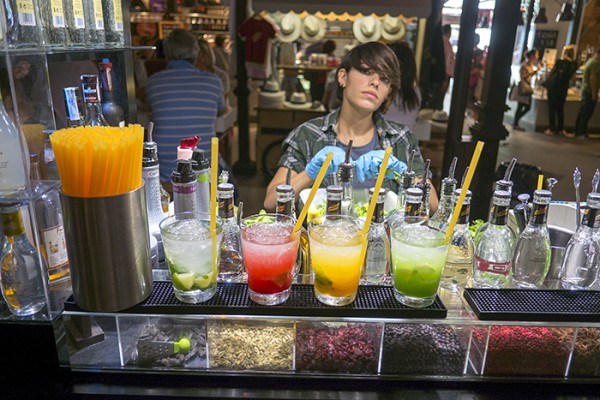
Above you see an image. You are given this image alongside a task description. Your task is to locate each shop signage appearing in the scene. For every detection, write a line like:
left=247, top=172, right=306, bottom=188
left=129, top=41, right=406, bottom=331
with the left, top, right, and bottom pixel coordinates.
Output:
left=533, top=30, right=558, bottom=53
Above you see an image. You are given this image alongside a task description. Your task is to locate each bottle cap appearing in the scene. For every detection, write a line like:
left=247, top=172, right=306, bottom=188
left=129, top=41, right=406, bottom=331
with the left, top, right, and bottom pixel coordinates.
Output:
left=142, top=142, right=158, bottom=167
left=191, top=148, right=209, bottom=170
left=441, top=177, right=457, bottom=196
left=338, top=162, right=354, bottom=181
left=493, top=190, right=511, bottom=200
left=533, top=189, right=552, bottom=200
left=453, top=188, right=472, bottom=200
left=326, top=185, right=343, bottom=194
left=171, top=159, right=195, bottom=184
left=276, top=184, right=293, bottom=193
left=587, top=192, right=600, bottom=208
left=406, top=187, right=423, bottom=198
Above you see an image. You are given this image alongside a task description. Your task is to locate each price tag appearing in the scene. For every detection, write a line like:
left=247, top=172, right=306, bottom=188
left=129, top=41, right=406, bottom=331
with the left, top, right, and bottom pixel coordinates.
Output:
left=113, top=0, right=123, bottom=31
left=51, top=0, right=65, bottom=28
left=93, top=0, right=104, bottom=30
left=17, top=0, right=36, bottom=26
left=72, top=0, right=85, bottom=29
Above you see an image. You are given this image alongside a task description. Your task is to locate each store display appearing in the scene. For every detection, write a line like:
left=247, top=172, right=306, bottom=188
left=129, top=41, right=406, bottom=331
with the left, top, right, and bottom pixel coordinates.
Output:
left=3, top=0, right=41, bottom=47
left=80, top=74, right=108, bottom=126
left=569, top=328, right=600, bottom=377
left=39, top=0, right=67, bottom=47
left=63, top=0, right=88, bottom=47
left=101, top=0, right=124, bottom=46
left=362, top=188, right=389, bottom=285
left=83, top=0, right=105, bottom=46
left=258, top=80, right=285, bottom=108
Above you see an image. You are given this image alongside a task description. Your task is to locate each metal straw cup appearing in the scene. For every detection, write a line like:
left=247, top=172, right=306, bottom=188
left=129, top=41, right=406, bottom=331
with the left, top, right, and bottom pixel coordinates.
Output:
left=60, top=184, right=153, bottom=312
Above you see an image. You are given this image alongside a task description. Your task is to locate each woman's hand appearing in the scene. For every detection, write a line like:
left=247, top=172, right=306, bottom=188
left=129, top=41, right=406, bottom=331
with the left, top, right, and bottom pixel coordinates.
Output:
left=354, top=150, right=407, bottom=182
left=305, top=146, right=348, bottom=180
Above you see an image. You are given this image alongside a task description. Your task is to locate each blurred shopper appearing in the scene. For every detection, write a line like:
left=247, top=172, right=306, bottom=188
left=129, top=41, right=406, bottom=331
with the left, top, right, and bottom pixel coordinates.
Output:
left=385, top=42, right=421, bottom=132
left=213, top=35, right=230, bottom=73
left=543, top=47, right=578, bottom=136
left=431, top=24, right=454, bottom=111
left=573, top=48, right=600, bottom=139
left=197, top=38, right=230, bottom=105
left=512, top=49, right=539, bottom=131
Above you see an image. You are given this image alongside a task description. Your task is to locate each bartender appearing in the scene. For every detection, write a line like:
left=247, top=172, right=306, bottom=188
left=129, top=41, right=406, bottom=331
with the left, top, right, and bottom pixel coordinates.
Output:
left=263, top=42, right=438, bottom=212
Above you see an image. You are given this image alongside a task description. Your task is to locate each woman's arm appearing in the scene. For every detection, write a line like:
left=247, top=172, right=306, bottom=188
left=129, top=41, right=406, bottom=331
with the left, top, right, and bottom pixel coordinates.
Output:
left=264, top=167, right=313, bottom=211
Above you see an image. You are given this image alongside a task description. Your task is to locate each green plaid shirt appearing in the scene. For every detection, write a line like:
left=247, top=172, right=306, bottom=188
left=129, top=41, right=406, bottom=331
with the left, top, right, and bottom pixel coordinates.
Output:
left=277, top=109, right=426, bottom=192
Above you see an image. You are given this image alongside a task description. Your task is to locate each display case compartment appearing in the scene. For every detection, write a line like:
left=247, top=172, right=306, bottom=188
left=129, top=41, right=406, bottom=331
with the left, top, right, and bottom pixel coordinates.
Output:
left=567, top=327, right=600, bottom=377
left=64, top=314, right=120, bottom=368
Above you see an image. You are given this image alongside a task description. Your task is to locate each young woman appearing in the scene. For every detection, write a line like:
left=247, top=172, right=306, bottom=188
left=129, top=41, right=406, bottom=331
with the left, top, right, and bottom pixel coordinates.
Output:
left=263, top=42, right=437, bottom=212
left=512, top=49, right=539, bottom=131
left=384, top=42, right=421, bottom=131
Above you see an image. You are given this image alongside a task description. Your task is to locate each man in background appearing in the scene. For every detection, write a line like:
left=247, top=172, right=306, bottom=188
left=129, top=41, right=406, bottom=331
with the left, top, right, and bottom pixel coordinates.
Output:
left=573, top=47, right=600, bottom=139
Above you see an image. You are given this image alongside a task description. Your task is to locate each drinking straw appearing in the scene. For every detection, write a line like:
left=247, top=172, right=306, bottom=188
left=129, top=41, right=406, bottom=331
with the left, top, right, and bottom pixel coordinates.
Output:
left=361, top=147, right=392, bottom=236
left=210, top=138, right=219, bottom=271
left=445, top=141, right=485, bottom=241
left=292, top=152, right=334, bottom=235
left=537, top=174, right=544, bottom=190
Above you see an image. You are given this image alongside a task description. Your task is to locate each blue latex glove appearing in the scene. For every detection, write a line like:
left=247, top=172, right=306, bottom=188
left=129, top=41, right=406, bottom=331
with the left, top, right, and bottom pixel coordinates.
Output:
left=305, top=146, right=348, bottom=180
left=355, top=150, right=408, bottom=182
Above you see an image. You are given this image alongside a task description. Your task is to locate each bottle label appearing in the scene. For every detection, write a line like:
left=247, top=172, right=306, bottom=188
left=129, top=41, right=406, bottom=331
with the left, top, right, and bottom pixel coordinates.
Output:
left=475, top=256, right=510, bottom=276
left=72, top=0, right=85, bottom=29
left=42, top=224, right=69, bottom=271
left=276, top=201, right=292, bottom=217
left=143, top=168, right=159, bottom=180
left=326, top=199, right=340, bottom=215
left=173, top=183, right=196, bottom=194
left=64, top=88, right=81, bottom=121
left=100, top=64, right=114, bottom=92
left=17, top=0, right=36, bottom=26
left=50, top=0, right=65, bottom=27
left=404, top=202, right=420, bottom=217
left=458, top=204, right=470, bottom=224
left=1, top=210, right=25, bottom=237
left=219, top=197, right=234, bottom=219
left=197, top=172, right=210, bottom=183
left=583, top=208, right=600, bottom=229
left=374, top=202, right=384, bottom=223
left=93, top=0, right=104, bottom=30
left=531, top=203, right=548, bottom=225
left=113, top=0, right=123, bottom=31
left=491, top=205, right=509, bottom=225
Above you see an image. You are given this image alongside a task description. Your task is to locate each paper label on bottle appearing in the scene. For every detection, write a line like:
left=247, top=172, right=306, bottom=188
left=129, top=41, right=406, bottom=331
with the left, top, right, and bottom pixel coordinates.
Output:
left=113, top=0, right=124, bottom=31
left=17, top=0, right=37, bottom=26
left=50, top=0, right=65, bottom=28
left=475, top=256, right=510, bottom=276
left=42, top=224, right=69, bottom=271
left=72, top=0, right=85, bottom=29
left=93, top=0, right=104, bottom=30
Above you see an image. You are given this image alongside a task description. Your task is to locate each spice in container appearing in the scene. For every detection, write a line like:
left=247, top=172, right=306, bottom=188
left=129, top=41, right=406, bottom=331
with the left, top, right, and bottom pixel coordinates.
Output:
left=64, top=0, right=88, bottom=47
left=39, top=0, right=67, bottom=47
left=82, top=0, right=105, bottom=47
left=3, top=0, right=41, bottom=48
left=568, top=328, right=600, bottom=377
left=101, top=0, right=124, bottom=46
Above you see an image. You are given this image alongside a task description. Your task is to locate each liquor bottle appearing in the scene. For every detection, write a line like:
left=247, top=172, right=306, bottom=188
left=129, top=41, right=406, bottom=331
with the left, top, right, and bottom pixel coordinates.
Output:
left=326, top=185, right=343, bottom=217
left=80, top=75, right=108, bottom=126
left=473, top=190, right=516, bottom=288
left=362, top=187, right=390, bottom=285
left=39, top=0, right=67, bottom=47
left=171, top=159, right=197, bottom=215
left=98, top=59, right=124, bottom=127
left=441, top=189, right=474, bottom=291
left=475, top=177, right=516, bottom=244
left=191, top=148, right=210, bottom=215
left=429, top=160, right=458, bottom=232
left=415, top=159, right=431, bottom=217
left=63, top=87, right=84, bottom=127
left=513, top=193, right=531, bottom=234
left=560, top=192, right=600, bottom=290
left=338, top=162, right=357, bottom=217
left=0, top=203, right=47, bottom=316
left=142, top=139, right=166, bottom=260
left=217, top=183, right=244, bottom=282
left=0, top=93, right=27, bottom=196
left=394, top=150, right=417, bottom=218
left=42, top=130, right=60, bottom=180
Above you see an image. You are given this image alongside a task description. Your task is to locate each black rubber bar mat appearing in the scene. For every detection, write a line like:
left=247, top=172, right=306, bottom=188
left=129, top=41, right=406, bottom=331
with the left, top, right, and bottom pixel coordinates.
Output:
left=464, top=288, right=600, bottom=322
left=65, top=282, right=447, bottom=319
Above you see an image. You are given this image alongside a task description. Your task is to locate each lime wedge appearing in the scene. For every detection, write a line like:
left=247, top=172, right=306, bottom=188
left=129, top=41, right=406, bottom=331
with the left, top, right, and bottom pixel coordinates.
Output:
left=194, top=273, right=213, bottom=289
left=172, top=272, right=195, bottom=291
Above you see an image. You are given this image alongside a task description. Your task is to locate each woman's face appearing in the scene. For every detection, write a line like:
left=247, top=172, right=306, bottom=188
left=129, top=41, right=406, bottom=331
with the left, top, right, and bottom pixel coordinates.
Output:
left=338, top=65, right=391, bottom=113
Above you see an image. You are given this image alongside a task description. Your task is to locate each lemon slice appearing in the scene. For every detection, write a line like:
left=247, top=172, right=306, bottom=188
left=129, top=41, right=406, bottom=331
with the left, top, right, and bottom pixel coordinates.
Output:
left=307, top=208, right=320, bottom=223
left=194, top=273, right=213, bottom=289
left=172, top=272, right=195, bottom=291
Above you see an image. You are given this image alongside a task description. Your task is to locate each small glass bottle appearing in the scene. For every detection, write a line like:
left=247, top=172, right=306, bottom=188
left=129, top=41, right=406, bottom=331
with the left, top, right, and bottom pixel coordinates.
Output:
left=191, top=148, right=210, bottom=215
left=362, top=187, right=390, bottom=285
left=217, top=183, right=244, bottom=282
left=475, top=179, right=515, bottom=244
left=275, top=184, right=295, bottom=219
left=101, top=0, right=124, bottom=47
left=80, top=75, right=108, bottom=126
left=338, top=162, right=357, bottom=217
left=142, top=139, right=166, bottom=261
left=39, top=0, right=67, bottom=47
left=98, top=59, right=124, bottom=127
left=429, top=173, right=457, bottom=232
left=511, top=189, right=552, bottom=288
left=325, top=185, right=343, bottom=217
left=63, top=87, right=84, bottom=127
left=42, top=130, right=59, bottom=180
left=441, top=189, right=474, bottom=292
left=171, top=159, right=197, bottom=215
left=473, top=190, right=516, bottom=288
left=83, top=0, right=104, bottom=47
left=0, top=203, right=47, bottom=316
left=3, top=0, right=41, bottom=47
left=395, top=170, right=416, bottom=218
left=415, top=160, right=431, bottom=217
left=63, top=0, right=88, bottom=47
left=560, top=193, right=600, bottom=290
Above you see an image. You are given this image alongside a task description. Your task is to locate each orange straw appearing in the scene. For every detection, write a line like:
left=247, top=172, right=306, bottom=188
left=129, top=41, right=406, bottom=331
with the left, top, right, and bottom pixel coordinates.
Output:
left=445, top=141, right=485, bottom=241
left=537, top=174, right=543, bottom=190
left=361, top=147, right=392, bottom=235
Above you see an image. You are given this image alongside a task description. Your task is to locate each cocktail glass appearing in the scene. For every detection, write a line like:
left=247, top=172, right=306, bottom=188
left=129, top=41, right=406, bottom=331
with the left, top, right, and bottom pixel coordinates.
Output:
left=390, top=216, right=449, bottom=308
left=160, top=212, right=223, bottom=303
left=308, top=215, right=366, bottom=306
left=240, top=213, right=300, bottom=305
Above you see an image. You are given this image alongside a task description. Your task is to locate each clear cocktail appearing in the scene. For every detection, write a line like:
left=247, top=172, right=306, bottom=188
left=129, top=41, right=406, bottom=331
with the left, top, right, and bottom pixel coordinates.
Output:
left=390, top=217, right=448, bottom=308
left=160, top=212, right=223, bottom=303
left=309, top=215, right=366, bottom=306
left=241, top=214, right=300, bottom=305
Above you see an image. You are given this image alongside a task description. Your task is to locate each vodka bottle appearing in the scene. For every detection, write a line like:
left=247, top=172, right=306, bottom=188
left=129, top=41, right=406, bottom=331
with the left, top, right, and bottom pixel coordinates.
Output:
left=98, top=59, right=124, bottom=127
left=473, top=190, right=516, bottom=288
left=142, top=140, right=166, bottom=260
left=171, top=160, right=197, bottom=214
left=511, top=189, right=552, bottom=288
left=475, top=179, right=515, bottom=245
left=560, top=193, right=600, bottom=290
left=63, top=87, right=84, bottom=127
left=0, top=204, right=46, bottom=316
left=326, top=185, right=343, bottom=216
left=429, top=174, right=457, bottom=232
left=191, top=148, right=210, bottom=215
left=217, top=183, right=244, bottom=282
left=80, top=75, right=108, bottom=126
left=362, top=187, right=389, bottom=285
left=395, top=170, right=416, bottom=218
left=441, top=189, right=474, bottom=291
left=338, top=162, right=357, bottom=217
left=0, top=93, right=27, bottom=196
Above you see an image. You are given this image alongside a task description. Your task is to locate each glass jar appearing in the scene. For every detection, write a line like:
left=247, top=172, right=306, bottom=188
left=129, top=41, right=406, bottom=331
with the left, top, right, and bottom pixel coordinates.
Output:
left=63, top=0, right=89, bottom=47
left=3, top=0, right=42, bottom=48
left=101, top=0, right=124, bottom=47
left=82, top=0, right=104, bottom=47
left=39, top=0, right=67, bottom=47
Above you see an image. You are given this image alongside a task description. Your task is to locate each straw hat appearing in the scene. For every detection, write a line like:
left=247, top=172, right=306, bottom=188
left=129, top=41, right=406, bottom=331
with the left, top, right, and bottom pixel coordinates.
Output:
left=284, top=92, right=312, bottom=109
left=353, top=16, right=382, bottom=43
left=381, top=15, right=406, bottom=42
left=301, top=15, right=327, bottom=43
left=262, top=80, right=281, bottom=93
left=278, top=12, right=301, bottom=43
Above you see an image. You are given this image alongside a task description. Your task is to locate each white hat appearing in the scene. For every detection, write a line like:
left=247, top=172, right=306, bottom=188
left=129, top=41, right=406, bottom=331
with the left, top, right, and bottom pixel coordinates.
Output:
left=284, top=92, right=312, bottom=109
left=432, top=110, right=449, bottom=122
left=381, top=15, right=406, bottom=42
left=262, top=80, right=281, bottom=92
left=278, top=12, right=301, bottom=43
left=353, top=16, right=382, bottom=43
left=301, top=15, right=327, bottom=43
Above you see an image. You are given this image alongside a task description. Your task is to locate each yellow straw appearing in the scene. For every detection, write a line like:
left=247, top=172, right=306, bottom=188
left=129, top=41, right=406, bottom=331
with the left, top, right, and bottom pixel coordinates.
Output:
left=292, top=152, right=334, bottom=235
left=210, top=137, right=219, bottom=276
left=361, top=147, right=392, bottom=235
left=537, top=174, right=543, bottom=190
left=445, top=141, right=485, bottom=242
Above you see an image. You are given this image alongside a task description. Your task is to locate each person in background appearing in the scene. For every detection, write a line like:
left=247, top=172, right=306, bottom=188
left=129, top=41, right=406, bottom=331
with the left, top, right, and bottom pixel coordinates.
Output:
left=197, top=39, right=230, bottom=105
left=543, top=47, right=578, bottom=137
left=384, top=42, right=421, bottom=132
left=468, top=49, right=485, bottom=105
left=213, top=35, right=230, bottom=74
left=573, top=47, right=600, bottom=139
left=305, top=40, right=337, bottom=103
left=263, top=42, right=438, bottom=213
left=146, top=29, right=227, bottom=187
left=512, top=49, right=539, bottom=131
left=432, top=24, right=455, bottom=111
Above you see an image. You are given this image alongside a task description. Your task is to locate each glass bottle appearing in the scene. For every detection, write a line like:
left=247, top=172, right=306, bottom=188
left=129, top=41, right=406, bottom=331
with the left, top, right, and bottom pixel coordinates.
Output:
left=560, top=193, right=600, bottom=290
left=191, top=148, right=210, bottom=215
left=429, top=173, right=457, bottom=232
left=39, top=0, right=67, bottom=47
left=98, top=59, right=124, bottom=127
left=63, top=87, right=84, bottom=127
left=395, top=170, right=416, bottom=218
left=100, top=0, right=124, bottom=46
left=362, top=187, right=389, bottom=285
left=473, top=190, right=516, bottom=288
left=80, top=75, right=108, bottom=126
left=82, top=0, right=104, bottom=47
left=3, top=0, right=41, bottom=47
left=217, top=183, right=244, bottom=282
left=404, top=187, right=423, bottom=217
left=42, top=130, right=59, bottom=180
left=0, top=203, right=46, bottom=316
left=326, top=185, right=342, bottom=217
left=0, top=92, right=27, bottom=196
left=171, top=159, right=197, bottom=215
left=338, top=162, right=357, bottom=217
left=415, top=160, right=431, bottom=217
left=142, top=139, right=166, bottom=261
left=63, top=0, right=88, bottom=47
left=276, top=183, right=306, bottom=277
left=441, top=189, right=474, bottom=292
left=511, top=189, right=552, bottom=288
left=475, top=178, right=515, bottom=244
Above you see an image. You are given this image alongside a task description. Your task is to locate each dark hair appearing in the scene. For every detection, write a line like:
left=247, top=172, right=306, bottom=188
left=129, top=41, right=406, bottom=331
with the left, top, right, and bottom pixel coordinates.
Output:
left=443, top=24, right=452, bottom=36
left=389, top=42, right=420, bottom=112
left=323, top=40, right=336, bottom=55
left=525, top=49, right=538, bottom=59
left=563, top=47, right=574, bottom=59
left=335, top=42, right=400, bottom=113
